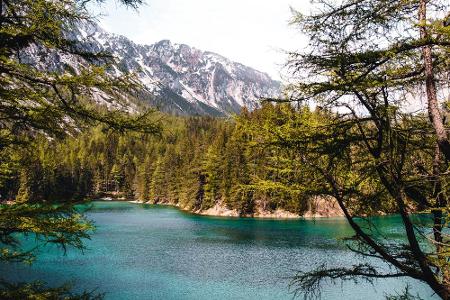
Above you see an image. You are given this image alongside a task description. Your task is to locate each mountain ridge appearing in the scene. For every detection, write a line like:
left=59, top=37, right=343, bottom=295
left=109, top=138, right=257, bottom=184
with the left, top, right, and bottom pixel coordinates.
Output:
left=69, top=21, right=282, bottom=116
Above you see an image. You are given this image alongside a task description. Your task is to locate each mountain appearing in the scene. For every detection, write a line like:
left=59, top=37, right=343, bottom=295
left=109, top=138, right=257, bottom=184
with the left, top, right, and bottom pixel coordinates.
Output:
left=24, top=22, right=281, bottom=116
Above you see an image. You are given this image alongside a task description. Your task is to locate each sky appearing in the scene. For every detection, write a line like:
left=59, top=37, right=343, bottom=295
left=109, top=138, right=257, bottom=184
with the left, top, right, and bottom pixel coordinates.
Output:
left=89, top=0, right=312, bottom=80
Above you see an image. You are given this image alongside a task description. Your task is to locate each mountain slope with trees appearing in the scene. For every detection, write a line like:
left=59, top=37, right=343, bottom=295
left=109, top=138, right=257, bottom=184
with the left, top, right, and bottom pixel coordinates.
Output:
left=3, top=104, right=345, bottom=218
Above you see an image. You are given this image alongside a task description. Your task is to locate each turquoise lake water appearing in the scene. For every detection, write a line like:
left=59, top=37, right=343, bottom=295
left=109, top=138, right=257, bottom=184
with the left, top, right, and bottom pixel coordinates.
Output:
left=1, top=201, right=438, bottom=299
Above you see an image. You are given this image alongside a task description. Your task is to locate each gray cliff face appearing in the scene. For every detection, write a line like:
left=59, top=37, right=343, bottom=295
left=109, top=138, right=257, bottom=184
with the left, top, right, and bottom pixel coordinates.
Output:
left=25, top=22, right=281, bottom=116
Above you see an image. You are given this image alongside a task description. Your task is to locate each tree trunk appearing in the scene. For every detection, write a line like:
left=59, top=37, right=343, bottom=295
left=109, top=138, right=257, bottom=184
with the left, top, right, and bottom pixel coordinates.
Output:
left=432, top=143, right=450, bottom=296
left=419, top=0, right=450, bottom=161
left=397, top=189, right=449, bottom=300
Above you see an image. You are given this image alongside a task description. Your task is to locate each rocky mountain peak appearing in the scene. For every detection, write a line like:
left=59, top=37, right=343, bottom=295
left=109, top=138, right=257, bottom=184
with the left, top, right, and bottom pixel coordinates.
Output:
left=28, top=21, right=282, bottom=116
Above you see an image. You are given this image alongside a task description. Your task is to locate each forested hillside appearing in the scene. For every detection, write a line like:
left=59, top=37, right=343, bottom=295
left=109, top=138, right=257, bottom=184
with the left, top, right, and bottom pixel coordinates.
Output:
left=3, top=102, right=431, bottom=218
left=1, top=104, right=330, bottom=216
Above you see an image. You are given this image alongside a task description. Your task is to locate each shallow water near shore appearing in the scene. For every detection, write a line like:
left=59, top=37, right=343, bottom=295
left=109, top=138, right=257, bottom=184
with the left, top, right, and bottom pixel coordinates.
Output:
left=1, top=201, right=438, bottom=299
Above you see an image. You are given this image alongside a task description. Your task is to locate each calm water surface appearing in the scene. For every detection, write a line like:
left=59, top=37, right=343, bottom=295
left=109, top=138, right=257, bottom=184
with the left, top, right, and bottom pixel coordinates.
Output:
left=2, top=201, right=437, bottom=299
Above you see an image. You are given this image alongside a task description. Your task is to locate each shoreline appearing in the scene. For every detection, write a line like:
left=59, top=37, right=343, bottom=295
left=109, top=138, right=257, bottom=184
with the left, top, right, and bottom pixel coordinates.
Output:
left=115, top=198, right=345, bottom=219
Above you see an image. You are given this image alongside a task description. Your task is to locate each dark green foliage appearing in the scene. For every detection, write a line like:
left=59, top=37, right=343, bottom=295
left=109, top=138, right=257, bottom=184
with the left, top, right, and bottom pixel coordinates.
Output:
left=0, top=0, right=158, bottom=297
left=0, top=202, right=93, bottom=263
left=0, top=0, right=160, bottom=152
left=0, top=280, right=104, bottom=300
left=2, top=106, right=341, bottom=216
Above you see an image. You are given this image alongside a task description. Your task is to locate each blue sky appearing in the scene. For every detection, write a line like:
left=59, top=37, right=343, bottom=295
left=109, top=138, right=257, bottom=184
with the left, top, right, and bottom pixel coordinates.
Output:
left=89, top=0, right=311, bottom=80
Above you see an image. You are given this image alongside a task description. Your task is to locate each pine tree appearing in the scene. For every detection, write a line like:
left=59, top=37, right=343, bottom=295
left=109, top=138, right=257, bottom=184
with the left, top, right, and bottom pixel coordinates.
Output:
left=149, top=157, right=166, bottom=203
left=203, top=128, right=229, bottom=209
left=110, top=163, right=122, bottom=193
left=15, top=170, right=31, bottom=203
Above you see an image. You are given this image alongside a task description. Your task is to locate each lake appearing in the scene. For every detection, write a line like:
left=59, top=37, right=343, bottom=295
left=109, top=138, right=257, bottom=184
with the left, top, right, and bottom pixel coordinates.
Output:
left=1, top=201, right=437, bottom=299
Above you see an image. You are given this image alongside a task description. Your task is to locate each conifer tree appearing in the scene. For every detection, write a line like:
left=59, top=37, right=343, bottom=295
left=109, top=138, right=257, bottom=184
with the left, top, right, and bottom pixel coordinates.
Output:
left=149, top=157, right=165, bottom=203
left=203, top=128, right=229, bottom=209
left=286, top=0, right=450, bottom=298
left=0, top=0, right=158, bottom=297
left=15, top=170, right=31, bottom=203
left=135, top=156, right=153, bottom=202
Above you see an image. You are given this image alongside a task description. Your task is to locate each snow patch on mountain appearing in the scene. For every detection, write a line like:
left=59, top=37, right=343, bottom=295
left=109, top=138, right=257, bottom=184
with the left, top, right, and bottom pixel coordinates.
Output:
left=27, top=21, right=281, bottom=116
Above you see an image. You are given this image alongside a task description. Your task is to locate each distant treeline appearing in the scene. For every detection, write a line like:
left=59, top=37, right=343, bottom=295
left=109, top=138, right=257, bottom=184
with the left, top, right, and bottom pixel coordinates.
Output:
left=1, top=103, right=399, bottom=216
left=0, top=104, right=309, bottom=214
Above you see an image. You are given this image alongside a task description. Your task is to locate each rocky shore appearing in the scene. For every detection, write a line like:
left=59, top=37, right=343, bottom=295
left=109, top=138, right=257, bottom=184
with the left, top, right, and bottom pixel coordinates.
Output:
left=125, top=196, right=344, bottom=219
